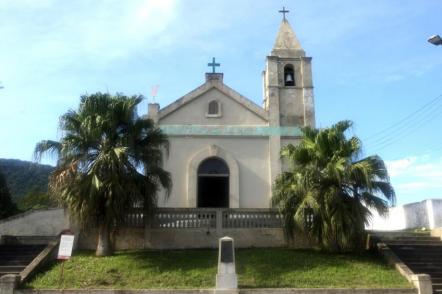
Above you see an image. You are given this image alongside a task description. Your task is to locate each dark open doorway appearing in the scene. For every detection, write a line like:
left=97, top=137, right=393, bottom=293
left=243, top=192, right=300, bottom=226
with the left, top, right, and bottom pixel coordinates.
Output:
left=197, top=157, right=229, bottom=208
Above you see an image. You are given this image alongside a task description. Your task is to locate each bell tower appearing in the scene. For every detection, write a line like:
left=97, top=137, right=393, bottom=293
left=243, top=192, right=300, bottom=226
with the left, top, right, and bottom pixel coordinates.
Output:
left=263, top=9, right=315, bottom=128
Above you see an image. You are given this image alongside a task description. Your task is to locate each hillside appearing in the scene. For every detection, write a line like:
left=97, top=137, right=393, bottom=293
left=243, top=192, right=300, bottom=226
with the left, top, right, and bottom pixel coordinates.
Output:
left=0, top=158, right=53, bottom=202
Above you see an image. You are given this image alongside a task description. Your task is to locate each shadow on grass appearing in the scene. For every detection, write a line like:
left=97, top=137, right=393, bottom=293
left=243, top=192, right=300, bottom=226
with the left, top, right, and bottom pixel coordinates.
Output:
left=124, top=248, right=218, bottom=271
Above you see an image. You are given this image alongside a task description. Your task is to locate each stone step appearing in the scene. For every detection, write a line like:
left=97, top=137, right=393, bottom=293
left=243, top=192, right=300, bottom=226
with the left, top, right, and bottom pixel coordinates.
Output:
left=386, top=241, right=442, bottom=246
left=372, top=232, right=431, bottom=237
left=391, top=239, right=441, bottom=244
left=396, top=252, right=442, bottom=257
left=395, top=236, right=440, bottom=240
left=407, top=262, right=442, bottom=266
left=390, top=246, right=442, bottom=251
left=409, top=264, right=442, bottom=269
left=0, top=245, right=46, bottom=252
left=397, top=254, right=442, bottom=259
left=410, top=269, right=442, bottom=275
left=0, top=244, right=46, bottom=249
left=396, top=254, right=442, bottom=259
left=400, top=259, right=442, bottom=264
left=393, top=249, right=442, bottom=253
left=432, top=283, right=442, bottom=292
left=0, top=250, right=44, bottom=256
left=0, top=266, right=26, bottom=273
left=2, top=235, right=55, bottom=245
left=0, top=243, right=47, bottom=276
left=422, top=272, right=442, bottom=277
left=0, top=272, right=19, bottom=278
left=0, top=250, right=42, bottom=259
left=0, top=259, right=34, bottom=266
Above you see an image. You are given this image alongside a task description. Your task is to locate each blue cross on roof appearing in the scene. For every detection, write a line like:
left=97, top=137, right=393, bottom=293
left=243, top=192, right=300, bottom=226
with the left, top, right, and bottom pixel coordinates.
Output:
left=207, top=57, right=221, bottom=73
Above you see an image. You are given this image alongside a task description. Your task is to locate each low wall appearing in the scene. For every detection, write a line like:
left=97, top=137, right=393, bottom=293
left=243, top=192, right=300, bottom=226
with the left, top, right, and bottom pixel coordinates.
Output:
left=76, top=208, right=310, bottom=250
left=13, top=289, right=417, bottom=294
left=78, top=227, right=145, bottom=250
left=0, top=209, right=69, bottom=240
left=76, top=227, right=300, bottom=250
left=145, top=228, right=289, bottom=249
left=367, top=199, right=442, bottom=231
left=0, top=208, right=311, bottom=250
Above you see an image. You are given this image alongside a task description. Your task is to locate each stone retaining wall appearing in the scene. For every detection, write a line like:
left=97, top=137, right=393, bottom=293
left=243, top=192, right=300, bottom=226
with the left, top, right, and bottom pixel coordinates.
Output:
left=0, top=209, right=69, bottom=240
left=75, top=227, right=299, bottom=250
left=0, top=208, right=311, bottom=250
left=368, top=199, right=442, bottom=231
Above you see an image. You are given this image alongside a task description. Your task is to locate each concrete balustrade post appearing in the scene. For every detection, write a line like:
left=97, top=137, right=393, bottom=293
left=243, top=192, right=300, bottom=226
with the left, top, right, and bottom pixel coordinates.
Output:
left=216, top=209, right=223, bottom=235
left=412, top=274, right=432, bottom=294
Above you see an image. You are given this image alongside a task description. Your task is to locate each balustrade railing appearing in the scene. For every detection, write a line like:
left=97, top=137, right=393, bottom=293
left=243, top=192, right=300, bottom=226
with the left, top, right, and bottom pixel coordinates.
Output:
left=151, top=208, right=217, bottom=229
left=122, top=208, right=283, bottom=229
left=222, top=209, right=282, bottom=228
left=124, top=208, right=144, bottom=227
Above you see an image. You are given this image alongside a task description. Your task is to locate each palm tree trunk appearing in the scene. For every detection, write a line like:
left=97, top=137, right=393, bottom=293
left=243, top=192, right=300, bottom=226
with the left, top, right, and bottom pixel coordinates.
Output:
left=96, top=222, right=113, bottom=256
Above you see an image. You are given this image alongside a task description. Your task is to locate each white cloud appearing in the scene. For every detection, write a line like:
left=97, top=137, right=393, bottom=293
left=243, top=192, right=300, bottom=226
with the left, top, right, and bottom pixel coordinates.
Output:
left=385, top=154, right=442, bottom=203
left=385, top=157, right=416, bottom=177
left=0, top=0, right=178, bottom=79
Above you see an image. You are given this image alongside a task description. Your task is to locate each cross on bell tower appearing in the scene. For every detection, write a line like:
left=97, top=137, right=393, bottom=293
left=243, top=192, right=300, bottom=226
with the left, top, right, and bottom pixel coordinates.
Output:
left=278, top=6, right=289, bottom=20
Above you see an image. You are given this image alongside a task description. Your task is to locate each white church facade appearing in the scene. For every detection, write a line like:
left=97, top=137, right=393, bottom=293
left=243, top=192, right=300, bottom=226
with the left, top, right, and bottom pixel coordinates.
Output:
left=147, top=15, right=315, bottom=209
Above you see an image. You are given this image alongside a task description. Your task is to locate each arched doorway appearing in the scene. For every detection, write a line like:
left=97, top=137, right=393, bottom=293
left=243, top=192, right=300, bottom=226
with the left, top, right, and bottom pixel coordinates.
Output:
left=197, top=157, right=229, bottom=208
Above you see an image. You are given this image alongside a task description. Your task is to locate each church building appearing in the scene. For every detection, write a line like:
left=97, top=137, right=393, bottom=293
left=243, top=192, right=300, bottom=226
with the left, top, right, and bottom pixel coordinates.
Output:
left=147, top=11, right=315, bottom=209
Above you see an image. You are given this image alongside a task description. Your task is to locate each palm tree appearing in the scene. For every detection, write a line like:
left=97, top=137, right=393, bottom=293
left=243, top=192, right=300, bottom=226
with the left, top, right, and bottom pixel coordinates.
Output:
left=34, top=93, right=171, bottom=256
left=272, top=120, right=395, bottom=252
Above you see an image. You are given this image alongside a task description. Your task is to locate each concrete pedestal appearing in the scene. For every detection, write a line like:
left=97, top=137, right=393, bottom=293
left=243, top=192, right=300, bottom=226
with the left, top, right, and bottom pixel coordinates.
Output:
left=0, top=274, right=20, bottom=294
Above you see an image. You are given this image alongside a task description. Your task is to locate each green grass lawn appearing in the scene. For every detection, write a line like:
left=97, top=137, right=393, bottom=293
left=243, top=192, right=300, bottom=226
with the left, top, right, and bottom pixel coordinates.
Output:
left=25, top=248, right=411, bottom=289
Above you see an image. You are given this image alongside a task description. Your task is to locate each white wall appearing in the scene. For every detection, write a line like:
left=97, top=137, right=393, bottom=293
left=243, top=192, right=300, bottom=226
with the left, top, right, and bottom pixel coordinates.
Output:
left=0, top=208, right=69, bottom=238
left=367, top=199, right=442, bottom=231
left=160, top=136, right=271, bottom=208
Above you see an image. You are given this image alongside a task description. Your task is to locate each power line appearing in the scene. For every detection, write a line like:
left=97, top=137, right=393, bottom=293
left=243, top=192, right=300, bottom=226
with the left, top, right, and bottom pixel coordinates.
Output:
left=367, top=100, right=442, bottom=150
left=364, top=93, right=442, bottom=143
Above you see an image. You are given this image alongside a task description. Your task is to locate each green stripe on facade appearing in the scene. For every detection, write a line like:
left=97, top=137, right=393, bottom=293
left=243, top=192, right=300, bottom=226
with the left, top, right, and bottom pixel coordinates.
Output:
left=159, top=125, right=302, bottom=136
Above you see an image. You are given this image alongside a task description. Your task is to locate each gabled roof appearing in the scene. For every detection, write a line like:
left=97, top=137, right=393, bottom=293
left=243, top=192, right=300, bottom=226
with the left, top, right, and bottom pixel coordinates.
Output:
left=158, top=76, right=268, bottom=122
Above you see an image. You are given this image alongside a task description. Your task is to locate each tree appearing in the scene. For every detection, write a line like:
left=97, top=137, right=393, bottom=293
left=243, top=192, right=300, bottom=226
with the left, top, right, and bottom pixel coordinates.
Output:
left=17, top=187, right=57, bottom=211
left=272, top=120, right=395, bottom=252
left=0, top=167, right=18, bottom=219
left=34, top=93, right=171, bottom=256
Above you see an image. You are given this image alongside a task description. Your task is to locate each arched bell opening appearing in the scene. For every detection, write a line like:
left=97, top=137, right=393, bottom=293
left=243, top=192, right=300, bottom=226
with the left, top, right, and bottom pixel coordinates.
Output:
left=197, top=157, right=229, bottom=208
left=284, top=64, right=295, bottom=86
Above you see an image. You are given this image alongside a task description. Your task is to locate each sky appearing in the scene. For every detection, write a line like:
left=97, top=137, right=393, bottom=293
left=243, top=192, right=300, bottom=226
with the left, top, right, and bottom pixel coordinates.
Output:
left=0, top=0, right=441, bottom=205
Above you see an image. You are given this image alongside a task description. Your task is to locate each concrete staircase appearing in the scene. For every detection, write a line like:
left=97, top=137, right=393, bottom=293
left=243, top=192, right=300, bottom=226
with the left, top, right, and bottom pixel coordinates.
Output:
left=0, top=244, right=46, bottom=277
left=0, top=236, right=54, bottom=278
left=384, top=233, right=442, bottom=294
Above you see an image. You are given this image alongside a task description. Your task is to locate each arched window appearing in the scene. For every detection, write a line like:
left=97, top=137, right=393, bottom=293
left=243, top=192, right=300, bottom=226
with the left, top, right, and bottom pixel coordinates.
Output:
left=284, top=64, right=295, bottom=86
left=198, top=157, right=229, bottom=175
left=207, top=100, right=221, bottom=117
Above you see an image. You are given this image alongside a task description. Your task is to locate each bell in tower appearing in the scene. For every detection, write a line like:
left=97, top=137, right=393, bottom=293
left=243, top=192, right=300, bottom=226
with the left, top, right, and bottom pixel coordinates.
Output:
left=284, top=65, right=295, bottom=86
